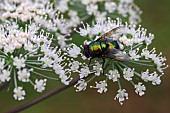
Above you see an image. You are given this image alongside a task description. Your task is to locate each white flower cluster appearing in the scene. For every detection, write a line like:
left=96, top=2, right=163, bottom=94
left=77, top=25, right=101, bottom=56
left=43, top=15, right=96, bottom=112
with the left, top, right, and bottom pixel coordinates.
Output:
left=0, top=22, right=76, bottom=100
left=0, top=0, right=80, bottom=48
left=79, top=0, right=142, bottom=24
left=74, top=18, right=168, bottom=105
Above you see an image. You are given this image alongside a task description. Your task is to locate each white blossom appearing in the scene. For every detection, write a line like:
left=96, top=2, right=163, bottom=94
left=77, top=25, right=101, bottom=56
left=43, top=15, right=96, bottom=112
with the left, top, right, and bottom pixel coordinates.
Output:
left=56, top=0, right=69, bottom=13
left=86, top=3, right=98, bottom=15
left=59, top=70, right=72, bottom=85
left=106, top=69, right=120, bottom=82
left=0, top=58, right=5, bottom=70
left=95, top=11, right=107, bottom=22
left=74, top=79, right=87, bottom=92
left=114, top=89, right=128, bottom=105
left=135, top=82, right=146, bottom=96
left=123, top=68, right=134, bottom=81
left=13, top=87, right=26, bottom=101
left=141, top=47, right=155, bottom=59
left=81, top=0, right=103, bottom=5
left=17, top=69, right=30, bottom=82
left=79, top=66, right=90, bottom=79
left=151, top=53, right=168, bottom=72
left=68, top=44, right=81, bottom=58
left=90, top=80, right=107, bottom=93
left=34, top=79, right=47, bottom=92
left=13, top=57, right=26, bottom=69
left=93, top=61, right=102, bottom=76
left=39, top=56, right=54, bottom=68
left=0, top=69, right=11, bottom=82
left=71, top=61, right=80, bottom=72
left=53, top=64, right=63, bottom=75
left=105, top=2, right=117, bottom=13
left=149, top=72, right=161, bottom=85
left=129, top=49, right=140, bottom=60
left=141, top=69, right=150, bottom=82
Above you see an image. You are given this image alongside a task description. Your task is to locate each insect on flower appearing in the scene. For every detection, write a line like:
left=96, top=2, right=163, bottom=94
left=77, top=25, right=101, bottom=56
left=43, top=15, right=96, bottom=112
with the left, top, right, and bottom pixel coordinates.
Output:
left=83, top=27, right=130, bottom=73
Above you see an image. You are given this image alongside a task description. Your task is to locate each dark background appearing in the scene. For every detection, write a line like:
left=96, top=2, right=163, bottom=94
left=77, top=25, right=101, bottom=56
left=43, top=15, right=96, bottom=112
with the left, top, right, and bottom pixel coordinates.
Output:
left=0, top=0, right=170, bottom=113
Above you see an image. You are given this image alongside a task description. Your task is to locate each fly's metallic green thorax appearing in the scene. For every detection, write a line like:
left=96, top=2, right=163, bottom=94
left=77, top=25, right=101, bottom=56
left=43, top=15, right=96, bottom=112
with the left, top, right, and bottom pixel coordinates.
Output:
left=88, top=41, right=107, bottom=57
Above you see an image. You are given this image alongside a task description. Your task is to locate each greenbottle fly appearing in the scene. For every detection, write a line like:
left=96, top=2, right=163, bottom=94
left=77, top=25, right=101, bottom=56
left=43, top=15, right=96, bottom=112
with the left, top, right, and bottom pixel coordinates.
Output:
left=83, top=27, right=130, bottom=73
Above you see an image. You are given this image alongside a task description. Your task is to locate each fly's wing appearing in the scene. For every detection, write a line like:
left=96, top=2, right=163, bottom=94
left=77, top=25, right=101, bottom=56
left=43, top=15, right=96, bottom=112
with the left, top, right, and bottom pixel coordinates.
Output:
left=96, top=27, right=123, bottom=41
left=101, top=49, right=130, bottom=62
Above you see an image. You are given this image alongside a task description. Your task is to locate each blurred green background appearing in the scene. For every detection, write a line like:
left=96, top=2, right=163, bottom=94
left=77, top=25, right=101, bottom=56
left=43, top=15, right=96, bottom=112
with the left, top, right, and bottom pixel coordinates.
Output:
left=0, top=0, right=170, bottom=113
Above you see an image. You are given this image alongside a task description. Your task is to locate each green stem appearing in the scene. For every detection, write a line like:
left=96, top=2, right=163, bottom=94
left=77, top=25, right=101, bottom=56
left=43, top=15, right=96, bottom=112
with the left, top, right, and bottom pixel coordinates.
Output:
left=31, top=71, right=58, bottom=80
left=117, top=79, right=122, bottom=90
left=27, top=64, right=54, bottom=72
left=13, top=68, right=17, bottom=88
left=129, top=61, right=154, bottom=67
left=26, top=62, right=43, bottom=65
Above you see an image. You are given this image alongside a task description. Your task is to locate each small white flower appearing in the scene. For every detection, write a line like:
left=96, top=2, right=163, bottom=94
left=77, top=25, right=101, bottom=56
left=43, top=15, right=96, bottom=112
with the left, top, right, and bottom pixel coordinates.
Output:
left=56, top=0, right=69, bottom=13
left=141, top=47, right=156, bottom=59
left=13, top=56, right=26, bottom=69
left=95, top=11, right=107, bottom=22
left=86, top=3, right=98, bottom=15
left=149, top=72, right=161, bottom=85
left=123, top=68, right=134, bottom=81
left=17, top=69, right=30, bottom=82
left=114, top=89, right=128, bottom=105
left=24, top=41, right=34, bottom=52
left=40, top=56, right=54, bottom=68
left=81, top=0, right=93, bottom=5
left=71, top=61, right=80, bottom=72
left=151, top=53, right=168, bottom=72
left=135, top=82, right=146, bottom=96
left=0, top=69, right=11, bottom=82
left=0, top=58, right=5, bottom=70
left=93, top=61, right=102, bottom=76
left=59, top=70, right=72, bottom=85
left=57, top=35, right=67, bottom=48
left=141, top=51, right=149, bottom=59
left=13, top=87, right=26, bottom=101
left=129, top=49, right=140, bottom=60
left=74, top=79, right=87, bottom=92
left=90, top=80, right=107, bottom=93
left=34, top=79, right=47, bottom=92
left=144, top=33, right=154, bottom=45
left=75, top=23, right=91, bottom=36
left=68, top=44, right=81, bottom=58
left=106, top=69, right=120, bottom=82
left=53, top=64, right=63, bottom=74
left=141, top=69, right=150, bottom=82
left=105, top=2, right=117, bottom=13
left=79, top=66, right=90, bottom=78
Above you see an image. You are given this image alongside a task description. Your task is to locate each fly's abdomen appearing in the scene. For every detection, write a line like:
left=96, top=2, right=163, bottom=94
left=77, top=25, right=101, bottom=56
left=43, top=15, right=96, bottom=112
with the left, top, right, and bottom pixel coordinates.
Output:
left=107, top=39, right=120, bottom=50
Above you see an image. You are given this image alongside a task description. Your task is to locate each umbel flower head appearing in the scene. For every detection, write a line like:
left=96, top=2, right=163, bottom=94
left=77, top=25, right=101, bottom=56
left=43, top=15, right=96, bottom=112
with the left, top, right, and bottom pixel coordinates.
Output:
left=0, top=22, right=75, bottom=100
left=0, top=0, right=80, bottom=48
left=55, top=0, right=142, bottom=24
left=74, top=18, right=168, bottom=105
